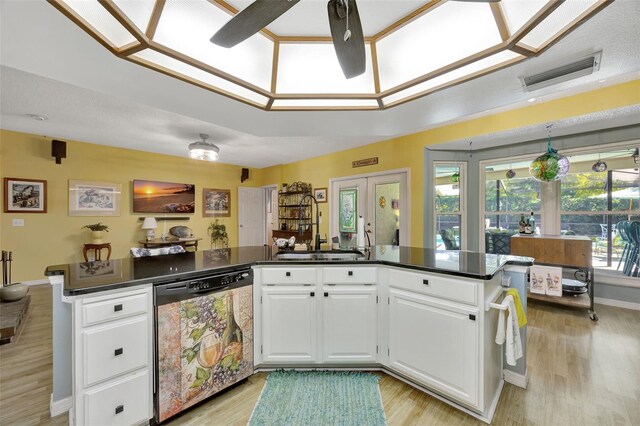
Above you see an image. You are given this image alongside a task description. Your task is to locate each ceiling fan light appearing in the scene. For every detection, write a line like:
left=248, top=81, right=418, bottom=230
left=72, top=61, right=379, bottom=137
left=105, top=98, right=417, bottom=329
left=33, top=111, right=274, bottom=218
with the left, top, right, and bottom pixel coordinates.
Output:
left=188, top=137, right=220, bottom=161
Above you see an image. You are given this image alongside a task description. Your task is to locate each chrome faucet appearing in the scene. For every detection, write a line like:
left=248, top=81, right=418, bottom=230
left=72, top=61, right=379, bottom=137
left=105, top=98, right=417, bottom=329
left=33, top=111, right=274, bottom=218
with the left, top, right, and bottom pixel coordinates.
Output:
left=298, top=194, right=327, bottom=251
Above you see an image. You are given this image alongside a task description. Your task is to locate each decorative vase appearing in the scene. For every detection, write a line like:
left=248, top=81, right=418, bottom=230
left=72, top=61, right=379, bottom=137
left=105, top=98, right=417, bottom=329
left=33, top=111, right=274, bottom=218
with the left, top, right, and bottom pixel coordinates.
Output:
left=0, top=283, right=28, bottom=302
left=91, top=230, right=105, bottom=244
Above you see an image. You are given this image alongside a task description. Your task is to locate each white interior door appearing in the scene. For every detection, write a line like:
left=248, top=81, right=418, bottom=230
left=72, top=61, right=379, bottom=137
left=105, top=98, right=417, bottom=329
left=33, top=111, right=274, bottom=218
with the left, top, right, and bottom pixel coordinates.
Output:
left=238, top=187, right=265, bottom=247
left=367, top=173, right=409, bottom=246
left=330, top=171, right=409, bottom=248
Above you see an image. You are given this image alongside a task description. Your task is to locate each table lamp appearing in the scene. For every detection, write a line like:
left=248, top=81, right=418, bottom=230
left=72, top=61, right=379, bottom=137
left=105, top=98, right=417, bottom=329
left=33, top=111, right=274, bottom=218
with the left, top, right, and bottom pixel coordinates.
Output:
left=142, top=217, right=157, bottom=241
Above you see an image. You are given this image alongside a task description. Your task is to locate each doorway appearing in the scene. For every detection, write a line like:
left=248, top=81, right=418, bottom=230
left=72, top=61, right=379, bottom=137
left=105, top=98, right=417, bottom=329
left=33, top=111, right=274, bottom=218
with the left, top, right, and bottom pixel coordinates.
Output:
left=329, top=170, right=409, bottom=248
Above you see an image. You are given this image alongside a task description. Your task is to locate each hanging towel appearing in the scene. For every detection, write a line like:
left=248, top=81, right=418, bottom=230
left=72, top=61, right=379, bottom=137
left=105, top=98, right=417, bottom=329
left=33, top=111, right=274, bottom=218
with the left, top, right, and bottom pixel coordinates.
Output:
left=495, top=295, right=523, bottom=366
left=506, top=288, right=527, bottom=328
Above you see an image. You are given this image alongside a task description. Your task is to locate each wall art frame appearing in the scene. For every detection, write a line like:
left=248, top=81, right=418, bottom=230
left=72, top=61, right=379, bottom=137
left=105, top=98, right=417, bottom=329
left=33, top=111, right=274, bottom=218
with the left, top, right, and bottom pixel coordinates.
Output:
left=203, top=188, right=231, bottom=217
left=3, top=177, right=47, bottom=213
left=69, top=179, right=122, bottom=216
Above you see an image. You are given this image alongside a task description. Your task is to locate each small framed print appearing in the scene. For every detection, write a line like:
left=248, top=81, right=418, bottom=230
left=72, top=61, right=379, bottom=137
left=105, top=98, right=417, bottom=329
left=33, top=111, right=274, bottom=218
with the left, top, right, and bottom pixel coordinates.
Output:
left=4, top=178, right=47, bottom=213
left=314, top=187, right=327, bottom=203
left=203, top=188, right=231, bottom=217
left=69, top=180, right=122, bottom=216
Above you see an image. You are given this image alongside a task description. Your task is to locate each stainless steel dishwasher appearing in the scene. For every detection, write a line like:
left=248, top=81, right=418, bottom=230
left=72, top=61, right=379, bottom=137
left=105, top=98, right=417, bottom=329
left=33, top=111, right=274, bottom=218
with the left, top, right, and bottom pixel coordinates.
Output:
left=154, top=268, right=253, bottom=423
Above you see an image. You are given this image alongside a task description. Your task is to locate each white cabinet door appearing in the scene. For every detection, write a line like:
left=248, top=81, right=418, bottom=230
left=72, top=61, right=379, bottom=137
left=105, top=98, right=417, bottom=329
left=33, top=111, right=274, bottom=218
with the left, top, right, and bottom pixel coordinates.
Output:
left=262, top=286, right=318, bottom=363
left=322, top=286, right=377, bottom=363
left=388, top=288, right=479, bottom=407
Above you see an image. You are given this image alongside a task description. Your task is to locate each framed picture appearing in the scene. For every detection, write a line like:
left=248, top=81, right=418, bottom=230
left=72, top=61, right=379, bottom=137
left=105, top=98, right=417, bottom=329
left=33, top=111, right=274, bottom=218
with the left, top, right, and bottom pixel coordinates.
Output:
left=69, top=180, right=122, bottom=216
left=339, top=188, right=357, bottom=233
left=133, top=180, right=195, bottom=213
left=3, top=178, right=47, bottom=213
left=314, top=187, right=327, bottom=203
left=203, top=188, right=231, bottom=217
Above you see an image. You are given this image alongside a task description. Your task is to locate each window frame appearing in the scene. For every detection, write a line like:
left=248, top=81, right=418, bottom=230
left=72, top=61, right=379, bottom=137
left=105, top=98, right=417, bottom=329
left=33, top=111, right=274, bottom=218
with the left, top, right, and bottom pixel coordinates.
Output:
left=433, top=161, right=467, bottom=250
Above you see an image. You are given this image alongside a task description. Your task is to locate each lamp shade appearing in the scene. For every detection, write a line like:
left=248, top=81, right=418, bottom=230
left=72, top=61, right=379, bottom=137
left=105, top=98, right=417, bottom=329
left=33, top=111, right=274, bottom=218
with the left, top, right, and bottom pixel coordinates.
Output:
left=142, top=217, right=157, bottom=230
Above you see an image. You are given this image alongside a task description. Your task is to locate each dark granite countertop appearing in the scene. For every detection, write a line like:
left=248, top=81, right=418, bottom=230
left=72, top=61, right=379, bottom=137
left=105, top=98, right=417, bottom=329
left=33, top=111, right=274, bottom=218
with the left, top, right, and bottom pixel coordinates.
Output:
left=45, top=245, right=533, bottom=296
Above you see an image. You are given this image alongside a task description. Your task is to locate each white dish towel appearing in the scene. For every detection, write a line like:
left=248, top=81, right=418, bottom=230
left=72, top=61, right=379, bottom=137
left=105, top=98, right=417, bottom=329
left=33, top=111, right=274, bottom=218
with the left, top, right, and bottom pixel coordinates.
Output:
left=495, top=294, right=523, bottom=366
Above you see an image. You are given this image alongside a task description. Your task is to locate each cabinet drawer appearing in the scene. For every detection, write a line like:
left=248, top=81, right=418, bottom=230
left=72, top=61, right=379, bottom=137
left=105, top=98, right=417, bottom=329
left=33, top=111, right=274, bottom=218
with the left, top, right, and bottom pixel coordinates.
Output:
left=84, top=370, right=150, bottom=426
left=262, top=267, right=316, bottom=285
left=323, top=267, right=377, bottom=284
left=388, top=268, right=477, bottom=305
left=83, top=291, right=148, bottom=327
left=84, top=317, right=149, bottom=387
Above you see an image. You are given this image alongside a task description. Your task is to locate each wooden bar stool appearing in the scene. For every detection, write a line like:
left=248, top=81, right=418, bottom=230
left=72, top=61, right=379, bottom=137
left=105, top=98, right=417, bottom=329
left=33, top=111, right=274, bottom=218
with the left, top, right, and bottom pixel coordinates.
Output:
left=83, top=243, right=112, bottom=262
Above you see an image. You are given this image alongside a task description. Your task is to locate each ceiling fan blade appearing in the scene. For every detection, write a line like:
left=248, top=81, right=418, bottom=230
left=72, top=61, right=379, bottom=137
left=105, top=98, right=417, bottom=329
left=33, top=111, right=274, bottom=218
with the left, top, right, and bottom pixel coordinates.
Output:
left=328, top=0, right=366, bottom=79
left=211, top=0, right=301, bottom=48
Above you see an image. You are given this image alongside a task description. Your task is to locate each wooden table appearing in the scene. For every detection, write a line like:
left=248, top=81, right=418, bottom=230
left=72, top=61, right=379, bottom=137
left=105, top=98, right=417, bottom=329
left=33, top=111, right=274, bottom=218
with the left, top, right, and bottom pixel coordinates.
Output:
left=139, top=238, right=201, bottom=251
left=83, top=243, right=112, bottom=261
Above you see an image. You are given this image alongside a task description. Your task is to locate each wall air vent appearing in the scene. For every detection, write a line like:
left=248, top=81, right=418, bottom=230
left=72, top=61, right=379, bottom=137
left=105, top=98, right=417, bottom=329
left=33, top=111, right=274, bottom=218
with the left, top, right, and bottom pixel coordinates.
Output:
left=522, top=51, right=602, bottom=92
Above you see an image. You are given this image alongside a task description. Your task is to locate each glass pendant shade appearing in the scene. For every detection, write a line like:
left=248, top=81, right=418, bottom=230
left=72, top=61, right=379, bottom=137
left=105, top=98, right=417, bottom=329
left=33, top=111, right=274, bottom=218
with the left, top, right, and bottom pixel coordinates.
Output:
left=189, top=134, right=219, bottom=161
left=451, top=172, right=460, bottom=183
left=506, top=169, right=516, bottom=179
left=592, top=160, right=607, bottom=172
left=530, top=150, right=570, bottom=182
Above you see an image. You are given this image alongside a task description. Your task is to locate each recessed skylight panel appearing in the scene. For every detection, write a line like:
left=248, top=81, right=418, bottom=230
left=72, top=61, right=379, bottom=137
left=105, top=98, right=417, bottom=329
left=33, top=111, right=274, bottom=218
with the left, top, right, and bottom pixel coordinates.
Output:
left=272, top=99, right=379, bottom=108
left=133, top=49, right=269, bottom=106
left=376, top=2, right=502, bottom=91
left=154, top=0, right=273, bottom=91
left=112, top=0, right=156, bottom=35
left=500, top=0, right=548, bottom=35
left=520, top=0, right=600, bottom=48
left=63, top=0, right=137, bottom=47
left=382, top=50, right=524, bottom=106
left=277, top=43, right=375, bottom=94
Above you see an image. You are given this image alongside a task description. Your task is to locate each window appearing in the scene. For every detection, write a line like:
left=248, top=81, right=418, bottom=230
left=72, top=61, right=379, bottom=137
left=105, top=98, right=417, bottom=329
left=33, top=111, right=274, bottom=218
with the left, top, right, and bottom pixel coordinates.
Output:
left=434, top=163, right=465, bottom=250
left=483, top=160, right=542, bottom=254
left=480, top=143, right=639, bottom=277
left=560, top=149, right=639, bottom=272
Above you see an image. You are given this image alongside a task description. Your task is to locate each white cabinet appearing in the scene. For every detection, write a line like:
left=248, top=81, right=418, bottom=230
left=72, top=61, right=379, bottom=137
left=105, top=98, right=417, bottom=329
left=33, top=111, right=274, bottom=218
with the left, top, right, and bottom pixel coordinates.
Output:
left=261, top=286, right=318, bottom=363
left=322, top=286, right=377, bottom=363
left=72, top=285, right=153, bottom=426
left=388, top=288, right=479, bottom=408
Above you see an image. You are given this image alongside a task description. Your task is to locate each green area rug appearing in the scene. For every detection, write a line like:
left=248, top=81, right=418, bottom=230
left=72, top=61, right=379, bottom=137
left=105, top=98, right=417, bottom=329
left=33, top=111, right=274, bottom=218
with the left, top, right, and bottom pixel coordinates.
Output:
left=248, top=371, right=387, bottom=426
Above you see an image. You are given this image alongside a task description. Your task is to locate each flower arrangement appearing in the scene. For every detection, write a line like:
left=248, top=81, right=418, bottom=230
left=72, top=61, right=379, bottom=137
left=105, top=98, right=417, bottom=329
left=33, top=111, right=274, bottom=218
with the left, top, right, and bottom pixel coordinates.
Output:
left=207, top=219, right=229, bottom=249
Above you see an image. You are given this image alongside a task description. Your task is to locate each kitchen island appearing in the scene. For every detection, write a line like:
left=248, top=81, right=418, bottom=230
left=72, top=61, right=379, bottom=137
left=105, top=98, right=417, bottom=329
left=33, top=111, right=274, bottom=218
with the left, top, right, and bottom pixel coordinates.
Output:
left=46, top=246, right=532, bottom=425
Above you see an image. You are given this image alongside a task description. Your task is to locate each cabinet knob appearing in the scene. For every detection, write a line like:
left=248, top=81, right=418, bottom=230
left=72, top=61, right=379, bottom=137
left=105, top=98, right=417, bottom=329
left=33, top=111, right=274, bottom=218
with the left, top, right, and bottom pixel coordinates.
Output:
left=422, top=279, right=429, bottom=286
left=113, top=304, right=123, bottom=312
left=115, top=405, right=124, bottom=415
left=285, top=271, right=291, bottom=277
left=114, top=347, right=123, bottom=356
left=348, top=271, right=353, bottom=276
left=310, top=292, right=315, bottom=297
left=324, top=292, right=329, bottom=297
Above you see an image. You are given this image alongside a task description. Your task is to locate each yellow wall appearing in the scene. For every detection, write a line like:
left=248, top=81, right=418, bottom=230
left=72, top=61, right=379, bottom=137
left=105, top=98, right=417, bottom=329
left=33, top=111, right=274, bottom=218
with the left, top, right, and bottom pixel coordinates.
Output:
left=0, top=130, right=259, bottom=282
left=2, top=79, right=638, bottom=282
left=256, top=80, right=640, bottom=245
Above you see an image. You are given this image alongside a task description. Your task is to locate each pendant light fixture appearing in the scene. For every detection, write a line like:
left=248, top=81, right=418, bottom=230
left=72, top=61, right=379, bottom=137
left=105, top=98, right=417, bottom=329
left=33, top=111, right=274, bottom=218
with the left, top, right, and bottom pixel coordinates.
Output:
left=189, top=133, right=220, bottom=161
left=592, top=153, right=607, bottom=172
left=529, top=124, right=570, bottom=182
left=505, top=145, right=516, bottom=179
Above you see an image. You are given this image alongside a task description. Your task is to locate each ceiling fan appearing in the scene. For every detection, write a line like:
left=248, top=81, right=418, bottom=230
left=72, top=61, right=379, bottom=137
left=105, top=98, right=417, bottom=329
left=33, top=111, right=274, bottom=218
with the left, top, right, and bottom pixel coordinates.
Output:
left=210, top=0, right=501, bottom=80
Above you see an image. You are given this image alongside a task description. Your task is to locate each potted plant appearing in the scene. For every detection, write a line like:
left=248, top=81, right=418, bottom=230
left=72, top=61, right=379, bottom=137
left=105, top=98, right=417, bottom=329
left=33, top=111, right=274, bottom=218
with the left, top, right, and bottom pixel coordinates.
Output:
left=82, top=222, right=110, bottom=244
left=207, top=219, right=229, bottom=249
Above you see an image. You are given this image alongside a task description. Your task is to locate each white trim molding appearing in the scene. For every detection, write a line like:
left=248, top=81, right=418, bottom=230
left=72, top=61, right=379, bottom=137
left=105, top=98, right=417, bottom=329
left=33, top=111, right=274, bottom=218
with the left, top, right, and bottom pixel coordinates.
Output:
left=22, top=279, right=49, bottom=286
left=503, top=369, right=528, bottom=389
left=594, top=297, right=640, bottom=311
left=50, top=394, right=72, bottom=417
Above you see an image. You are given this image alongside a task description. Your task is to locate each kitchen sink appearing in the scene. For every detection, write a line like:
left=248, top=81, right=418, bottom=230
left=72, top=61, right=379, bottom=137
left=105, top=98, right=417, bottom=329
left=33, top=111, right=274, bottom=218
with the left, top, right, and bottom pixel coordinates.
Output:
left=275, top=250, right=365, bottom=261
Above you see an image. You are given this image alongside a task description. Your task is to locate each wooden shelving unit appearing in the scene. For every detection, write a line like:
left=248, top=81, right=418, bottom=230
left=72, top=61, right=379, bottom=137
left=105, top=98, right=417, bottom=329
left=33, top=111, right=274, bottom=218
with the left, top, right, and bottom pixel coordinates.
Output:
left=273, top=189, right=312, bottom=245
left=511, top=234, right=598, bottom=321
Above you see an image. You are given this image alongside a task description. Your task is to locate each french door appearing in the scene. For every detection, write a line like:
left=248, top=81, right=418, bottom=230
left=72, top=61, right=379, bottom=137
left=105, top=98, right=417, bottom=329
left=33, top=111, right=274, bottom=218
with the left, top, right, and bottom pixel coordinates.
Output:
left=330, top=171, right=409, bottom=248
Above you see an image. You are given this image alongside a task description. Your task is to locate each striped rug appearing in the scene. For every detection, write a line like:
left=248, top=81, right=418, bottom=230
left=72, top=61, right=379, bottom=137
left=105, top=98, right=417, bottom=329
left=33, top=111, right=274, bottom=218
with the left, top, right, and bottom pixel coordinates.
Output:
left=248, top=371, right=387, bottom=426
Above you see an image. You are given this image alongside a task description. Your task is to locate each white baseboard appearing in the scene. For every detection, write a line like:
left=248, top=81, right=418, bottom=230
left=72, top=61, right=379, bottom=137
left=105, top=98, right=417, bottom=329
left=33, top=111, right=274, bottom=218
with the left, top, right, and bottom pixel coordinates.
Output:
left=503, top=369, right=527, bottom=389
left=23, top=279, right=49, bottom=287
left=594, top=297, right=640, bottom=311
left=50, top=394, right=72, bottom=417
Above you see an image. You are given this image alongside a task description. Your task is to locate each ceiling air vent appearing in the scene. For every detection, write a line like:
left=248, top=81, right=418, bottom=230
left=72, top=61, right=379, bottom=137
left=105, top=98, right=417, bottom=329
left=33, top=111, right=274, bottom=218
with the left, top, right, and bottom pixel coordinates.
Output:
left=522, top=51, right=602, bottom=92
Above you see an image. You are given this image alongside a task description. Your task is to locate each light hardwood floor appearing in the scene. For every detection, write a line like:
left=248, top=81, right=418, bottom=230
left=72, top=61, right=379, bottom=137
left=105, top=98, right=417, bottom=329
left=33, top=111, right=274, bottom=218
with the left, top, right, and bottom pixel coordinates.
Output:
left=1, top=285, right=638, bottom=425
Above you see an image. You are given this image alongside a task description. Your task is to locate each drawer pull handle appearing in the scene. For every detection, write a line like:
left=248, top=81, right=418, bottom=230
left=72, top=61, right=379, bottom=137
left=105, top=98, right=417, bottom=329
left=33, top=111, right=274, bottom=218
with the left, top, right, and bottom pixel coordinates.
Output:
left=114, top=304, right=123, bottom=312
left=348, top=271, right=353, bottom=276
left=285, top=272, right=291, bottom=277
left=115, top=405, right=124, bottom=415
left=114, top=348, right=123, bottom=356
left=423, top=279, right=429, bottom=286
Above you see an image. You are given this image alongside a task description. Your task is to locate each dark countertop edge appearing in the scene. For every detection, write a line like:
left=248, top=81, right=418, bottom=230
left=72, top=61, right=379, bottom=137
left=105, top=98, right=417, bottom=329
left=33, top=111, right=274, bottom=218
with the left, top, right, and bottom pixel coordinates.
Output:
left=48, top=256, right=533, bottom=297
